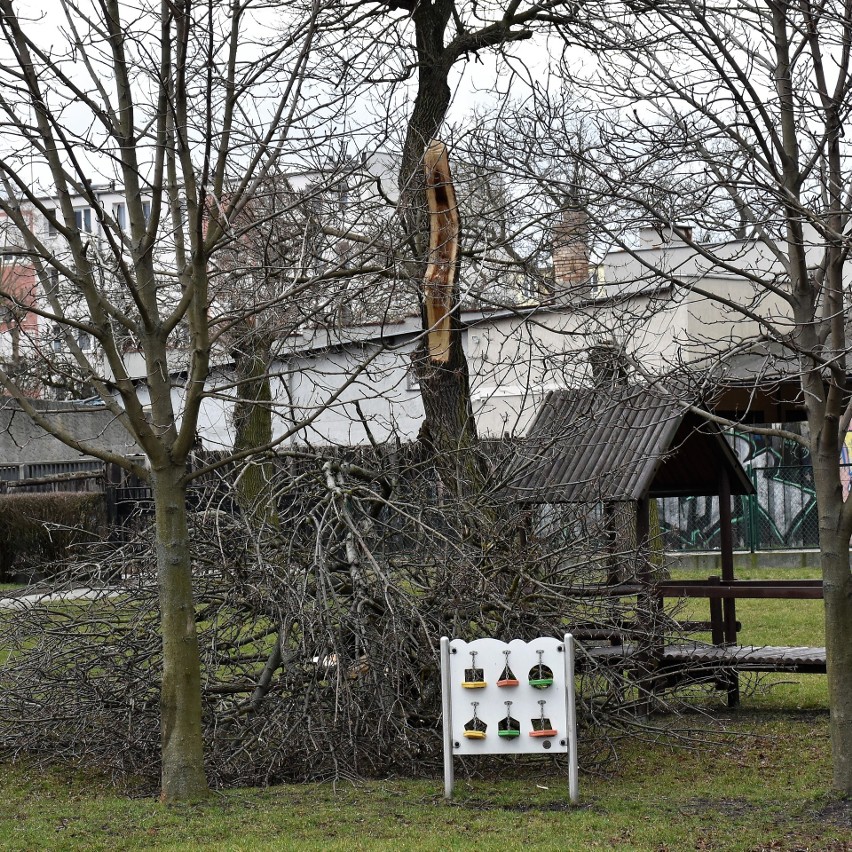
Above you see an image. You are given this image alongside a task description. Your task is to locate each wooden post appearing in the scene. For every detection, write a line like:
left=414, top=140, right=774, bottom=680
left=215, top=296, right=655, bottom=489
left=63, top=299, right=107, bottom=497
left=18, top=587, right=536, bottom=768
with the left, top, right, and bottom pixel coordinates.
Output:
left=708, top=577, right=725, bottom=645
left=636, top=496, right=660, bottom=712
left=718, top=467, right=740, bottom=706
left=604, top=502, right=621, bottom=647
left=636, top=496, right=650, bottom=560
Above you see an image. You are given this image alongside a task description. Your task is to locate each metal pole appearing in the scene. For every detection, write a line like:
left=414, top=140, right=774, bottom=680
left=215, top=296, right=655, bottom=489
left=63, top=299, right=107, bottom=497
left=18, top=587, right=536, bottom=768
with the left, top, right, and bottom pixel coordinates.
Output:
left=440, top=637, right=454, bottom=799
left=564, top=633, right=579, bottom=805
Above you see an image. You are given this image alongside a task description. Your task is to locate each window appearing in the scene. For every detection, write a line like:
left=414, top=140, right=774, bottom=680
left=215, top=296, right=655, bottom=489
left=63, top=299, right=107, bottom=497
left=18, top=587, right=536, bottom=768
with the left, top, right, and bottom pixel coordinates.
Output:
left=45, top=208, right=57, bottom=236
left=77, top=331, right=91, bottom=351
left=142, top=200, right=151, bottom=223
left=113, top=202, right=126, bottom=230
left=74, top=207, right=93, bottom=233
left=406, top=363, right=420, bottom=391
left=50, top=324, right=62, bottom=353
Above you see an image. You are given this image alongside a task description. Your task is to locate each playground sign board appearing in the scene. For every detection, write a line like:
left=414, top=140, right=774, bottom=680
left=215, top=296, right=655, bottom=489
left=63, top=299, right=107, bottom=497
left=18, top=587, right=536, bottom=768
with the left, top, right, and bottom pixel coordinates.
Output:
left=440, top=634, right=578, bottom=802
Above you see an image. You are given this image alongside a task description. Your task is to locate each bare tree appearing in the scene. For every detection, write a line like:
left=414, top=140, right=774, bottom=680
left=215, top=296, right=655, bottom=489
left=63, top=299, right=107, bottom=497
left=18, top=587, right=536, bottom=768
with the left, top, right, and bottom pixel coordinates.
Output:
left=0, top=0, right=375, bottom=801
left=499, top=0, right=852, bottom=793
left=355, top=0, right=579, bottom=493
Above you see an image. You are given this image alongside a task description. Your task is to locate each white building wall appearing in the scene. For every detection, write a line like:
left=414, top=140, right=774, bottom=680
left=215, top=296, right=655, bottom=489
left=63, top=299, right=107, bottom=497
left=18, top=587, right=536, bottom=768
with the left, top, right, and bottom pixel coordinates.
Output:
left=186, top=315, right=592, bottom=449
left=601, top=235, right=798, bottom=369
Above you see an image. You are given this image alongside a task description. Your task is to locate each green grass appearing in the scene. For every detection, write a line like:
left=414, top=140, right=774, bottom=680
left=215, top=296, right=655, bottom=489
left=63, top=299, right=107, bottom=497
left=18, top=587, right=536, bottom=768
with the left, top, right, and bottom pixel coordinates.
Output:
left=0, top=714, right=850, bottom=850
left=0, top=713, right=846, bottom=851
left=0, top=562, right=845, bottom=850
left=668, top=564, right=825, bottom=646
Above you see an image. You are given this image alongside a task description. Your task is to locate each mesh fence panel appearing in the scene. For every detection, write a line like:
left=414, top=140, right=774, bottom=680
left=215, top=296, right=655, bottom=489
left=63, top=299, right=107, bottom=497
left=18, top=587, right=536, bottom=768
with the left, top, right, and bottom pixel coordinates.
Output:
left=657, top=494, right=751, bottom=551
left=659, top=464, right=829, bottom=551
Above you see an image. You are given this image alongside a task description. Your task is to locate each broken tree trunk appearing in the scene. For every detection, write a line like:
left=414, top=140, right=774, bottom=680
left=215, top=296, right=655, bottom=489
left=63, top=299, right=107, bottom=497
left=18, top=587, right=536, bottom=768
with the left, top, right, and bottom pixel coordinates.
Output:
left=423, top=140, right=459, bottom=364
left=414, top=140, right=484, bottom=499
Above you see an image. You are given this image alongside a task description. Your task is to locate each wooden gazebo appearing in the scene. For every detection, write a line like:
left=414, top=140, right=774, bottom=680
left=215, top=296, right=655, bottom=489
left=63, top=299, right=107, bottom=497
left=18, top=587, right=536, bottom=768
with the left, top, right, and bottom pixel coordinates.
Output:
left=505, top=385, right=754, bottom=569
left=505, top=385, right=824, bottom=706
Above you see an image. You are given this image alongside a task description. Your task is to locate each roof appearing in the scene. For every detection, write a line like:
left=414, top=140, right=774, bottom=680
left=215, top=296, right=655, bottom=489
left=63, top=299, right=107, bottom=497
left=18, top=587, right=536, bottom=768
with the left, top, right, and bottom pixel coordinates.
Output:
left=503, top=386, right=754, bottom=503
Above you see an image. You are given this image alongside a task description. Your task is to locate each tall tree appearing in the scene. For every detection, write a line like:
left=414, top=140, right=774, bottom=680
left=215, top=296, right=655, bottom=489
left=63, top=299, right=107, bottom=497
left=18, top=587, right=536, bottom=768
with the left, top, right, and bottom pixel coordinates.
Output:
left=516, top=0, right=852, bottom=793
left=0, top=0, right=364, bottom=801
left=368, top=0, right=577, bottom=492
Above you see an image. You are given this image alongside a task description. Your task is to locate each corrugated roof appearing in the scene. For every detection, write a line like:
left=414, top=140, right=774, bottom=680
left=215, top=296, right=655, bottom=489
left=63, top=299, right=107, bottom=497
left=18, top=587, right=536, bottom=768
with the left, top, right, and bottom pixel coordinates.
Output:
left=504, top=386, right=753, bottom=503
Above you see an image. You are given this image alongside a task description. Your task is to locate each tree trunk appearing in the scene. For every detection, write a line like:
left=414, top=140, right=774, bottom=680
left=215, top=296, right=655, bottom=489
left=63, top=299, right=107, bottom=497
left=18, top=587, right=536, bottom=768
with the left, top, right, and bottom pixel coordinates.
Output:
left=415, top=322, right=483, bottom=497
left=395, top=9, right=484, bottom=491
left=152, top=463, right=208, bottom=801
left=403, top=74, right=481, bottom=486
left=819, top=521, right=852, bottom=795
left=232, top=332, right=276, bottom=527
left=399, top=64, right=452, bottom=254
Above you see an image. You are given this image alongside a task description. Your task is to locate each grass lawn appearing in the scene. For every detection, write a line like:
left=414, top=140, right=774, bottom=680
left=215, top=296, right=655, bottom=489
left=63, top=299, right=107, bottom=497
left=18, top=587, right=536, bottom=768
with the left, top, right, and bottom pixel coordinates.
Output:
left=0, top=562, right=847, bottom=850
left=0, top=717, right=846, bottom=851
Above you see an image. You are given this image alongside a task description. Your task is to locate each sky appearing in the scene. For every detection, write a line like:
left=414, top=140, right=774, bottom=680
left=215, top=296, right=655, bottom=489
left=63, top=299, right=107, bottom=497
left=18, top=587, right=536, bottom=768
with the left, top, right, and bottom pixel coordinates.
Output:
left=0, top=0, right=563, bottom=195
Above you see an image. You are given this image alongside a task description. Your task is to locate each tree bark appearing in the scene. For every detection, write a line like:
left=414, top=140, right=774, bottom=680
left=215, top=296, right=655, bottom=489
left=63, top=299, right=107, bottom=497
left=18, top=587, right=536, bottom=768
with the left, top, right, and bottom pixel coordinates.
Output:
left=822, top=533, right=852, bottom=795
left=152, top=463, right=208, bottom=802
left=232, top=331, right=277, bottom=527
left=393, top=5, right=485, bottom=495
left=414, top=140, right=484, bottom=496
left=393, top=2, right=555, bottom=490
left=813, top=452, right=852, bottom=794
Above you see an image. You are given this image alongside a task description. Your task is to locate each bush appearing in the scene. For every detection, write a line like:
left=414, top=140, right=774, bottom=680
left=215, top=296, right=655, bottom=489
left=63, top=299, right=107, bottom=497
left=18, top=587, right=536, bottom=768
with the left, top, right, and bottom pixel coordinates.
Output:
left=0, top=492, right=106, bottom=583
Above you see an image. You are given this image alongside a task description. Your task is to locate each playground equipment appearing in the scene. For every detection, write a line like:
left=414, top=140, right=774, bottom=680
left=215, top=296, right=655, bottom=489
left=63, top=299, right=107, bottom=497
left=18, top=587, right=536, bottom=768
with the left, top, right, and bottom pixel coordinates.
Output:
left=463, top=702, right=487, bottom=739
left=497, top=650, right=519, bottom=687
left=462, top=650, right=486, bottom=688
left=529, top=700, right=558, bottom=738
left=497, top=701, right=521, bottom=738
left=529, top=649, right=554, bottom=689
left=440, top=635, right=578, bottom=803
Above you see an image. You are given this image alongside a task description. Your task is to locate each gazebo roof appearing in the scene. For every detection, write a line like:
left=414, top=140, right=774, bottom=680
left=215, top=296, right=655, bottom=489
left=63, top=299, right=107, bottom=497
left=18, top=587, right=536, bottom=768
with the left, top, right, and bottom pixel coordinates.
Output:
left=504, top=386, right=754, bottom=503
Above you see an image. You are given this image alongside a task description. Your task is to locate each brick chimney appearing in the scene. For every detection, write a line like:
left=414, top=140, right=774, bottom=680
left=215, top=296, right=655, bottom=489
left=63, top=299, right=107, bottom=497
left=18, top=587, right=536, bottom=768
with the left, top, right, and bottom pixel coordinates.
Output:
left=552, top=208, right=590, bottom=301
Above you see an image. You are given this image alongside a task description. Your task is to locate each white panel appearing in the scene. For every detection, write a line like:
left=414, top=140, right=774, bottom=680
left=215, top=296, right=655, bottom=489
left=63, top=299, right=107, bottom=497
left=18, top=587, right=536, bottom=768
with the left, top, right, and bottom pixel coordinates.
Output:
left=445, top=636, right=570, bottom=756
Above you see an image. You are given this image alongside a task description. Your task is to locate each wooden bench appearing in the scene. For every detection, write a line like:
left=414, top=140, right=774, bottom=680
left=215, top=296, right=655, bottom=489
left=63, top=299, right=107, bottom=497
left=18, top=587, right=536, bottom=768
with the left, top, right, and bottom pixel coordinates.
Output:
left=655, top=576, right=826, bottom=706
left=568, top=577, right=826, bottom=708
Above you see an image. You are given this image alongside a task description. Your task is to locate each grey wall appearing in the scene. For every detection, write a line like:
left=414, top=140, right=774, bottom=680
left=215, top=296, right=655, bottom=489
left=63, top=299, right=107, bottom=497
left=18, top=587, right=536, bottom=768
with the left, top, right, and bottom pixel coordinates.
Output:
left=0, top=399, right=140, bottom=464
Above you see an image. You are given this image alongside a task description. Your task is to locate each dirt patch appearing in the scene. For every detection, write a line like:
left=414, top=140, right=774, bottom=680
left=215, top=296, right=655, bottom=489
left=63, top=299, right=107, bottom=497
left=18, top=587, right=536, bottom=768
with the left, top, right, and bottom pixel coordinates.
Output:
left=453, top=799, right=590, bottom=813
left=679, top=797, right=753, bottom=818
left=814, top=798, right=852, bottom=830
left=497, top=801, right=585, bottom=813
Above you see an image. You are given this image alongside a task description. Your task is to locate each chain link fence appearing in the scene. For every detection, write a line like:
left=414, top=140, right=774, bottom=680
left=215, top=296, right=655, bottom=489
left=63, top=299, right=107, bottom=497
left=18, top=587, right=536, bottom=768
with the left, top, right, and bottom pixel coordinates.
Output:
left=658, top=464, right=834, bottom=552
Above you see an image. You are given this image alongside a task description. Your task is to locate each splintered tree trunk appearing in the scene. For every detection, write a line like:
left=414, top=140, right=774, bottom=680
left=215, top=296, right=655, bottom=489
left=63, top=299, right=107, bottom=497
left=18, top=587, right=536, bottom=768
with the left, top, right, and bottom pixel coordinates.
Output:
left=151, top=464, right=208, bottom=801
left=415, top=141, right=484, bottom=497
left=393, top=11, right=484, bottom=495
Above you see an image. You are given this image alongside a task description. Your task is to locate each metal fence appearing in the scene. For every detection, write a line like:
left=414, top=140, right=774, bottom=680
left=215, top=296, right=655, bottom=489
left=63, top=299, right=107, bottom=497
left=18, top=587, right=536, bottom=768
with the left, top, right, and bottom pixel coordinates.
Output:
left=0, top=460, right=104, bottom=482
left=658, top=464, right=828, bottom=552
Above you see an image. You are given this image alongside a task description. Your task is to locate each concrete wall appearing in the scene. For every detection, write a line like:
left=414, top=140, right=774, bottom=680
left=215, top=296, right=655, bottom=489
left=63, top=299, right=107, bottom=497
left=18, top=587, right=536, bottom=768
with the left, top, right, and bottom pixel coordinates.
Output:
left=667, top=550, right=821, bottom=572
left=0, top=398, right=139, bottom=463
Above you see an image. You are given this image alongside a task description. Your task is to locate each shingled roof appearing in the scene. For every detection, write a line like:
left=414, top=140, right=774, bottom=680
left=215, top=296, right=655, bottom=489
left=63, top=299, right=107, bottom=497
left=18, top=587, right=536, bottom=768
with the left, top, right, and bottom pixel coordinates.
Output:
left=504, top=386, right=754, bottom=503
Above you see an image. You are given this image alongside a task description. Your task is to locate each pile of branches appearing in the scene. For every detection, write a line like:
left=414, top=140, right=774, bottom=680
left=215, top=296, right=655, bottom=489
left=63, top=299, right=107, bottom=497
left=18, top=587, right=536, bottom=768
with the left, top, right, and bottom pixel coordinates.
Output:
left=0, top=446, right=693, bottom=788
